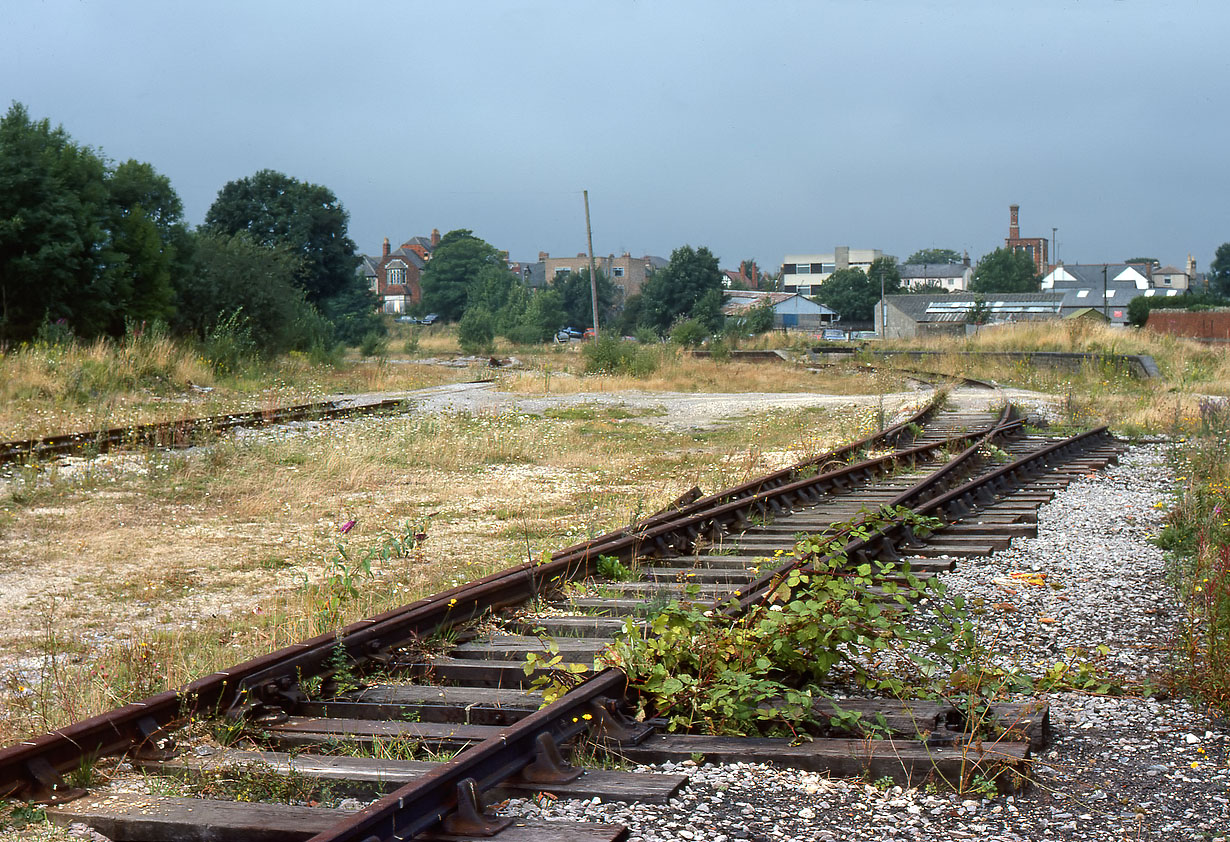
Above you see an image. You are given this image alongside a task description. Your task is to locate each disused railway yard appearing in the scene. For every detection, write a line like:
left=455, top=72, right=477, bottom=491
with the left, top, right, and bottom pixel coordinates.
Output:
left=0, top=381, right=1225, bottom=842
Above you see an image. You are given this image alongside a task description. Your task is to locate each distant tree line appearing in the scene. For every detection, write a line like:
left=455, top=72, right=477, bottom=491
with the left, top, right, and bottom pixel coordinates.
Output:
left=0, top=102, right=380, bottom=357
left=418, top=233, right=731, bottom=352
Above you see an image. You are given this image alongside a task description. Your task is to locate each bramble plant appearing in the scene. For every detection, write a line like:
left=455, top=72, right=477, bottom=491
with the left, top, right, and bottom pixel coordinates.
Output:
left=603, top=505, right=1134, bottom=738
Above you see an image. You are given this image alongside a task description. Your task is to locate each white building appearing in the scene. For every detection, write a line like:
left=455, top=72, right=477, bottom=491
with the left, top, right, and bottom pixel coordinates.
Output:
left=780, top=247, right=892, bottom=296
left=899, top=259, right=974, bottom=292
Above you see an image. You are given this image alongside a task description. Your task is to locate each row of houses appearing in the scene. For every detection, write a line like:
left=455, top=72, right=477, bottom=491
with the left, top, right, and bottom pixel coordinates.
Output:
left=359, top=230, right=673, bottom=315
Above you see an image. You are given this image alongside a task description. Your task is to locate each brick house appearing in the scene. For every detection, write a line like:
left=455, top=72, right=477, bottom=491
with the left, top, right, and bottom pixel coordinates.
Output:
left=361, top=230, right=441, bottom=314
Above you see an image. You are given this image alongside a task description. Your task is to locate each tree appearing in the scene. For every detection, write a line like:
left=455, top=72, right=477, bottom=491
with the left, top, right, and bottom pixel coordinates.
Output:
left=1210, top=243, right=1230, bottom=297
left=967, top=294, right=991, bottom=325
left=104, top=159, right=190, bottom=330
left=637, top=245, right=725, bottom=333
left=905, top=248, right=962, bottom=265
left=1124, top=256, right=1159, bottom=268
left=970, top=248, right=1039, bottom=294
left=203, top=169, right=359, bottom=304
left=0, top=103, right=113, bottom=342
left=177, top=231, right=331, bottom=354
left=553, top=268, right=617, bottom=329
left=419, top=230, right=508, bottom=322
left=813, top=268, right=880, bottom=322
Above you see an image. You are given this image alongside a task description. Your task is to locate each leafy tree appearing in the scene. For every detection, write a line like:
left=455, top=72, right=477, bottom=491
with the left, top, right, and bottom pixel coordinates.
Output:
left=203, top=169, right=358, bottom=304
left=909, top=282, right=950, bottom=295
left=638, top=245, right=725, bottom=333
left=552, top=268, right=617, bottom=329
left=467, top=263, right=519, bottom=316
left=967, top=294, right=991, bottom=325
left=0, top=103, right=114, bottom=342
left=1124, top=257, right=1159, bottom=269
left=971, top=248, right=1039, bottom=294
left=419, top=230, right=508, bottom=322
left=177, top=231, right=331, bottom=354
left=202, top=169, right=377, bottom=346
left=503, top=288, right=566, bottom=344
left=1210, top=243, right=1230, bottom=297
left=813, top=267, right=900, bottom=323
left=104, top=159, right=189, bottom=330
left=905, top=248, right=962, bottom=265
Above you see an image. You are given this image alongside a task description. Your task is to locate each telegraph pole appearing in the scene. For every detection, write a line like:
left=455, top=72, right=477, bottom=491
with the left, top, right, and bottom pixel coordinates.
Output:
left=583, top=190, right=599, bottom=339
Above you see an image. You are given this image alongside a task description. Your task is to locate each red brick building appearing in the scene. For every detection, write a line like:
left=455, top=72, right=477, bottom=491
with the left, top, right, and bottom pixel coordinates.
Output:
left=1005, top=204, right=1049, bottom=277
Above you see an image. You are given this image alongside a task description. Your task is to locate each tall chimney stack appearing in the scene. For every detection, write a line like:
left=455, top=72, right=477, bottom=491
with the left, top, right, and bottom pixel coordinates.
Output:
left=1009, top=205, right=1020, bottom=240
left=382, top=237, right=390, bottom=258
left=431, top=228, right=440, bottom=248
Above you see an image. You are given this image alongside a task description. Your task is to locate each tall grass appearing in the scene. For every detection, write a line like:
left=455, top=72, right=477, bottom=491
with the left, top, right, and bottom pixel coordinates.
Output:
left=1158, top=398, right=1230, bottom=709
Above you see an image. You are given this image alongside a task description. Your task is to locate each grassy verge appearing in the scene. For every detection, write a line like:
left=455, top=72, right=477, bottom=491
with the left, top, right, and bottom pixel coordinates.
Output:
left=1157, top=399, right=1230, bottom=709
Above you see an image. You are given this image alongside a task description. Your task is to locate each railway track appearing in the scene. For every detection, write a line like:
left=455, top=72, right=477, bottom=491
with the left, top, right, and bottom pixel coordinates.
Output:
left=0, top=394, right=1126, bottom=842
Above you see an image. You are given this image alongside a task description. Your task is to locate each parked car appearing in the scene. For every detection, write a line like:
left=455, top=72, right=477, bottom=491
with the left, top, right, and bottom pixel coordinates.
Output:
left=395, top=315, right=419, bottom=324
left=420, top=313, right=440, bottom=325
left=555, top=327, right=583, bottom=342
left=582, top=328, right=596, bottom=340
left=819, top=328, right=846, bottom=341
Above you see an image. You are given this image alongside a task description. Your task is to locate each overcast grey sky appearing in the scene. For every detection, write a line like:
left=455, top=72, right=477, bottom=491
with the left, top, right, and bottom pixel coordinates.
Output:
left=4, top=1, right=1226, bottom=272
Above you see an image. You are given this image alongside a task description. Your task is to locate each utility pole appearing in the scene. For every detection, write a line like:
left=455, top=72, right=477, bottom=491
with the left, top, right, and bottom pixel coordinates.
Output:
left=1107, top=264, right=1116, bottom=319
left=879, top=263, right=886, bottom=339
left=1052, top=227, right=1057, bottom=269
left=583, top=190, right=599, bottom=339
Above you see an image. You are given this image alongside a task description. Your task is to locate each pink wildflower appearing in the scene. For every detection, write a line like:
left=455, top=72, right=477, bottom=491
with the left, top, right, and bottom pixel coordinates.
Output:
left=340, top=518, right=357, bottom=534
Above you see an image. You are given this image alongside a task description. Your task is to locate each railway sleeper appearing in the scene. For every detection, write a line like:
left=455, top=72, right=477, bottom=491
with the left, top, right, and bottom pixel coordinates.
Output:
left=47, top=793, right=629, bottom=842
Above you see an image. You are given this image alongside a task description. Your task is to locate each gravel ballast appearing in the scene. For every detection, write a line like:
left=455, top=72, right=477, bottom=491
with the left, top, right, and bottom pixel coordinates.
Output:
left=497, top=443, right=1230, bottom=841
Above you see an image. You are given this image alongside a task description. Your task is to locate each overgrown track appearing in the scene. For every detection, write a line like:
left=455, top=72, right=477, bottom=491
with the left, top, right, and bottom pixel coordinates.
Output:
left=0, top=396, right=420, bottom=465
left=0, top=395, right=1126, bottom=842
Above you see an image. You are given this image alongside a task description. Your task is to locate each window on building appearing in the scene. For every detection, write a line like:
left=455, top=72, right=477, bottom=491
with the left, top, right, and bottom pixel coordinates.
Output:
left=795, top=264, right=811, bottom=275
left=1162, top=276, right=1171, bottom=285
left=389, top=267, right=405, bottom=286
left=613, top=266, right=625, bottom=277
left=821, top=263, right=835, bottom=273
left=810, top=263, right=825, bottom=273
left=555, top=267, right=571, bottom=276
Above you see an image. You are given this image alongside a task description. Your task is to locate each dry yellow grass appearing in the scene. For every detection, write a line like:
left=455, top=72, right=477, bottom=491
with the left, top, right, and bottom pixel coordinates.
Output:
left=0, top=396, right=900, bottom=745
left=878, top=321, right=1230, bottom=434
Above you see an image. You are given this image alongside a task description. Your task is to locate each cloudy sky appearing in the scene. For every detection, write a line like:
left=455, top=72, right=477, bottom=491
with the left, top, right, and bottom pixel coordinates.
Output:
left=4, top=1, right=1225, bottom=272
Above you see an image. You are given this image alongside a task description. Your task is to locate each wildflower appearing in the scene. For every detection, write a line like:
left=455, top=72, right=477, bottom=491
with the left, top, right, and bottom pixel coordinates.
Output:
left=340, top=519, right=357, bottom=534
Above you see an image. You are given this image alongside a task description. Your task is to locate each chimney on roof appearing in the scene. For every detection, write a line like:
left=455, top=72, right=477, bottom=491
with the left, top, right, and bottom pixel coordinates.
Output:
left=962, top=251, right=970, bottom=268
left=539, top=251, right=549, bottom=261
left=1187, top=253, right=1197, bottom=278
left=431, top=228, right=440, bottom=248
left=1009, top=205, right=1020, bottom=240
left=382, top=237, right=390, bottom=258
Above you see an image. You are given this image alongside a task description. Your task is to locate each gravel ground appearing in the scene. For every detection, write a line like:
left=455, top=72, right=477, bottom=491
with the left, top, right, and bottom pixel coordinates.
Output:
left=498, top=444, right=1230, bottom=841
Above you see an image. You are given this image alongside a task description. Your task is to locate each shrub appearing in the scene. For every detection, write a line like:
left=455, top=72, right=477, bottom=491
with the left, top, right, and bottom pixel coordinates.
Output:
left=458, top=307, right=495, bottom=355
left=670, top=318, right=708, bottom=348
left=582, top=335, right=658, bottom=376
left=358, top=331, right=388, bottom=358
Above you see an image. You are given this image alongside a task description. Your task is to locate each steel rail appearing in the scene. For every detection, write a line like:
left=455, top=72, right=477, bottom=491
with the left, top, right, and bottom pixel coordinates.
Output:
left=0, top=400, right=991, bottom=801
left=302, top=669, right=629, bottom=842
left=0, top=397, right=415, bottom=465
left=543, top=391, right=948, bottom=561
left=732, top=423, right=1114, bottom=612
